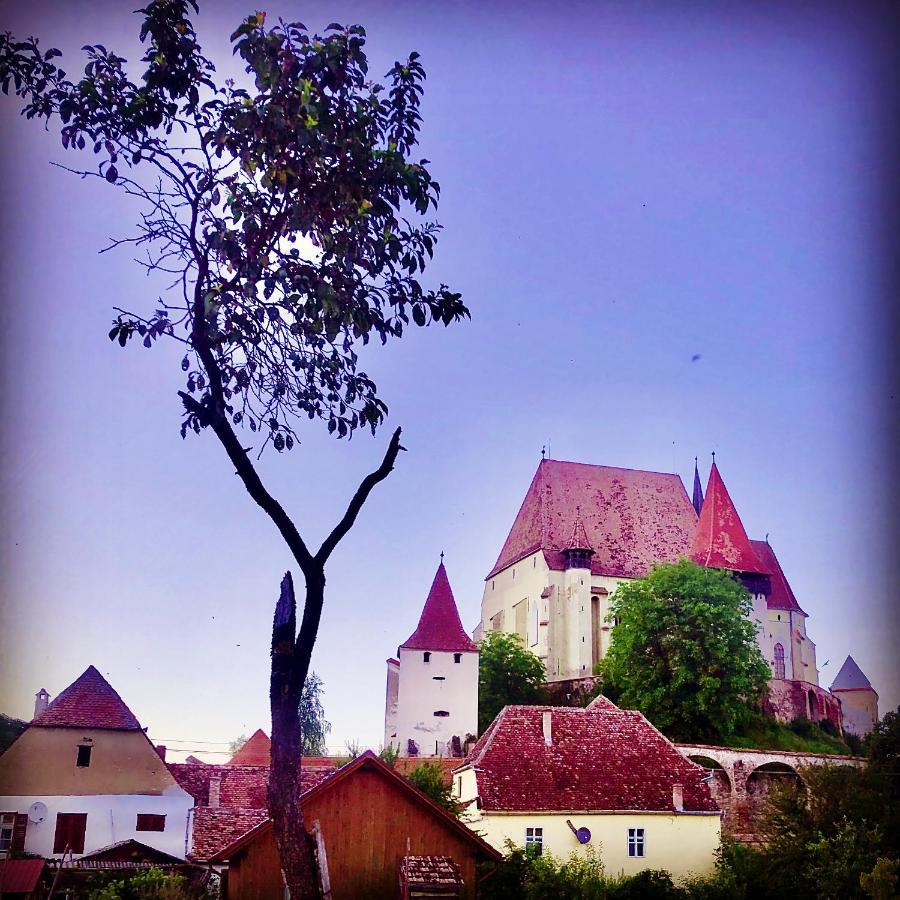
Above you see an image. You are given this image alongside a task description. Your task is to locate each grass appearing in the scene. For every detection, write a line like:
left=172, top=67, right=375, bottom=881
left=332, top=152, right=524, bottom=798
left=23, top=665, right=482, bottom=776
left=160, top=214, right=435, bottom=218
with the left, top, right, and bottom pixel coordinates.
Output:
left=720, top=715, right=857, bottom=756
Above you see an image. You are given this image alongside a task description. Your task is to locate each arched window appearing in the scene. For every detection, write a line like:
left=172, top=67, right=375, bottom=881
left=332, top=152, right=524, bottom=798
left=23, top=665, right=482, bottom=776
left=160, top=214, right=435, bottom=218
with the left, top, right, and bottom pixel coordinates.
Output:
left=773, top=643, right=785, bottom=679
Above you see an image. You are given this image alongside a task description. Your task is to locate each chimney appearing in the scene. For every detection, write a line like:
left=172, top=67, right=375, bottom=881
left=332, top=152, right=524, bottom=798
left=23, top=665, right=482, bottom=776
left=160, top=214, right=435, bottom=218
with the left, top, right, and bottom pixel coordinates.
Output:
left=209, top=774, right=222, bottom=808
left=672, top=783, right=684, bottom=812
left=155, top=745, right=167, bottom=762
left=542, top=711, right=552, bottom=746
left=33, top=689, right=50, bottom=720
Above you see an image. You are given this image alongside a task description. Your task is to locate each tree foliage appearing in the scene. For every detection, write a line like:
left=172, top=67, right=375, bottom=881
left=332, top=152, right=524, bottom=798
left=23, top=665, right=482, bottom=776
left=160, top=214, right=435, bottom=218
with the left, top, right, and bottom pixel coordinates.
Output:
left=298, top=670, right=331, bottom=756
left=406, top=761, right=462, bottom=817
left=600, top=560, right=770, bottom=742
left=478, top=630, right=546, bottom=734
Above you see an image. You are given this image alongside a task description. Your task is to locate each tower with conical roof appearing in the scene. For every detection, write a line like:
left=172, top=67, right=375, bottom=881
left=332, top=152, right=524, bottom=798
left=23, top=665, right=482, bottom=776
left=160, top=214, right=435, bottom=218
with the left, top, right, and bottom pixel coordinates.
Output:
left=384, top=561, right=479, bottom=757
left=830, top=656, right=879, bottom=737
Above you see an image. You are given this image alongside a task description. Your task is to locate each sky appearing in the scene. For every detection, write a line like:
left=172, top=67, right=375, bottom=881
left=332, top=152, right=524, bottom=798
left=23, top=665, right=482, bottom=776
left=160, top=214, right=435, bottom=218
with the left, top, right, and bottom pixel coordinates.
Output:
left=1, top=0, right=897, bottom=761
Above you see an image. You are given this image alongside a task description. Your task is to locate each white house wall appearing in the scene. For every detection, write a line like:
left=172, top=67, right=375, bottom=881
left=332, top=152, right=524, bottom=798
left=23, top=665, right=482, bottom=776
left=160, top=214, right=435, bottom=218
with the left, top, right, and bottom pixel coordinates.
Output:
left=1, top=787, right=193, bottom=859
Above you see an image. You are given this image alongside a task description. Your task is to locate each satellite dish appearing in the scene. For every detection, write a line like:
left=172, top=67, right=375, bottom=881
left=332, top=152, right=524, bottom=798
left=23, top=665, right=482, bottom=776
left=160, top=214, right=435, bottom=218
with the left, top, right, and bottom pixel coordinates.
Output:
left=28, top=801, right=47, bottom=824
left=575, top=827, right=592, bottom=845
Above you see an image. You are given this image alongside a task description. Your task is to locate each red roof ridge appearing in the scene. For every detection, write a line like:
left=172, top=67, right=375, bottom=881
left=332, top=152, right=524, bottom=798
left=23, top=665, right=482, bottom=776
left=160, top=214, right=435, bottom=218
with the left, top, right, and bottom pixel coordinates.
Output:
left=750, top=539, right=805, bottom=614
left=399, top=562, right=478, bottom=653
left=31, top=665, right=142, bottom=731
left=689, top=463, right=768, bottom=575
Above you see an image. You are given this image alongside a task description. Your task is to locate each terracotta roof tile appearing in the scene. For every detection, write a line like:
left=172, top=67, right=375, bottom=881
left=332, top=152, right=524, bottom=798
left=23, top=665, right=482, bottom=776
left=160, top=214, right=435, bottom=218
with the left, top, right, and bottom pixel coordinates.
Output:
left=463, top=702, right=718, bottom=814
left=0, top=859, right=45, bottom=893
left=31, top=666, right=141, bottom=731
left=401, top=855, right=463, bottom=888
left=487, top=460, right=699, bottom=580
left=190, top=807, right=269, bottom=862
left=227, top=729, right=271, bottom=766
left=400, top=563, right=478, bottom=653
left=689, top=463, right=767, bottom=574
left=751, top=540, right=804, bottom=613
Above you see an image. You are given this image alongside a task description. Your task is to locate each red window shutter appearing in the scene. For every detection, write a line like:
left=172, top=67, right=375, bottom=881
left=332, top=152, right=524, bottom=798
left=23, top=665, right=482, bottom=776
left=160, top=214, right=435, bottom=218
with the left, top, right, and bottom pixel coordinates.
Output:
left=136, top=814, right=166, bottom=832
left=11, top=813, right=27, bottom=852
left=53, top=813, right=87, bottom=854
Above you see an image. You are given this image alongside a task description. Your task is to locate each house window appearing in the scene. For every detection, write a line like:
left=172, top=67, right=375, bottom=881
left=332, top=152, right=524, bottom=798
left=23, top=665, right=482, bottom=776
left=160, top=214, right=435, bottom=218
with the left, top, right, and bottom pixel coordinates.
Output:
left=454, top=653, right=462, bottom=664
left=0, top=813, right=15, bottom=853
left=773, top=643, right=786, bottom=679
left=627, top=828, right=645, bottom=858
left=423, top=652, right=431, bottom=663
left=136, top=814, right=166, bottom=832
left=434, top=710, right=450, bottom=717
left=76, top=745, right=92, bottom=767
left=525, top=826, right=543, bottom=855
left=53, top=813, right=87, bottom=854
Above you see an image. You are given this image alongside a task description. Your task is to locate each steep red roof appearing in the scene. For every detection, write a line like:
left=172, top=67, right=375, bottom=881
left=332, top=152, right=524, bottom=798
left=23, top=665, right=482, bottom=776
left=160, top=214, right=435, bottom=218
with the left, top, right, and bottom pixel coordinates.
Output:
left=31, top=665, right=142, bottom=731
left=400, top=562, right=478, bottom=653
left=462, top=700, right=718, bottom=814
left=0, top=859, right=45, bottom=893
left=487, top=460, right=699, bottom=580
left=190, top=807, right=270, bottom=862
left=228, top=729, right=271, bottom=766
left=689, top=463, right=768, bottom=575
left=751, top=540, right=805, bottom=613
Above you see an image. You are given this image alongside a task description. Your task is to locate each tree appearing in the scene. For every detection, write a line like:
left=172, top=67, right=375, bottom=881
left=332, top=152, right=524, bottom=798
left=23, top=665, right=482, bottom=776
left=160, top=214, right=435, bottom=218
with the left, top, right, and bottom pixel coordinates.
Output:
left=0, top=5, right=467, bottom=896
left=227, top=733, right=248, bottom=756
left=298, top=671, right=331, bottom=756
left=406, top=761, right=462, bottom=818
left=600, top=560, right=770, bottom=742
left=478, top=631, right=546, bottom=733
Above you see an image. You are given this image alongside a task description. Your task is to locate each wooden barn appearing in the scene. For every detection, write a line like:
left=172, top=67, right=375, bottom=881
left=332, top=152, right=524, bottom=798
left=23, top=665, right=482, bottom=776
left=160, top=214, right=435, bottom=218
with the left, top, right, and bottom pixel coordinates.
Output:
left=210, top=751, right=500, bottom=900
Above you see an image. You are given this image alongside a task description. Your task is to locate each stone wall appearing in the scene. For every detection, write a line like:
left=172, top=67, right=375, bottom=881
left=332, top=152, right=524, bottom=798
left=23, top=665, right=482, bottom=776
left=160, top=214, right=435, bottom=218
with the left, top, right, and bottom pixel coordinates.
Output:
left=765, top=679, right=842, bottom=729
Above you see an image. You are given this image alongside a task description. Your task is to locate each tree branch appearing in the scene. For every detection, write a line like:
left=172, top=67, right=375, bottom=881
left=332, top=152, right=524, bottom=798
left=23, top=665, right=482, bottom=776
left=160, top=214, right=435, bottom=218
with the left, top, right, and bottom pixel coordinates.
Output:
left=315, top=426, right=405, bottom=566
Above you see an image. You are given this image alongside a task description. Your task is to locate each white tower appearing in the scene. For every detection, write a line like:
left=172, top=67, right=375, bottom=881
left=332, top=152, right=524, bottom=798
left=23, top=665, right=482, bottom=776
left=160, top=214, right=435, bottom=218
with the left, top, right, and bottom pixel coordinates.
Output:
left=384, top=560, right=479, bottom=758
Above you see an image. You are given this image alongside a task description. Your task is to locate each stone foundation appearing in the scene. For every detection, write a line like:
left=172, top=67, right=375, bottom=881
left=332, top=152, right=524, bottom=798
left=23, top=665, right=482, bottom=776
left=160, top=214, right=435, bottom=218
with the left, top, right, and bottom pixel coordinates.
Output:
left=542, top=676, right=602, bottom=706
left=764, top=679, right=842, bottom=730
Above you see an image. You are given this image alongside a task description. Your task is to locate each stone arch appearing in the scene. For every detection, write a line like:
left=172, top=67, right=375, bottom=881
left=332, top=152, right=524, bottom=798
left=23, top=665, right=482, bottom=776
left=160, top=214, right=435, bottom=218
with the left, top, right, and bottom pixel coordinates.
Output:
left=686, top=755, right=732, bottom=812
left=746, top=761, right=803, bottom=817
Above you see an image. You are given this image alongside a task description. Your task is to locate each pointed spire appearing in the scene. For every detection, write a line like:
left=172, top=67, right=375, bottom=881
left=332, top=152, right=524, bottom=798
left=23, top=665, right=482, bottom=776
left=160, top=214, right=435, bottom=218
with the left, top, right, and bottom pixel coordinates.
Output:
left=400, top=562, right=478, bottom=653
left=692, top=457, right=704, bottom=517
left=830, top=656, right=875, bottom=693
left=689, top=462, right=768, bottom=574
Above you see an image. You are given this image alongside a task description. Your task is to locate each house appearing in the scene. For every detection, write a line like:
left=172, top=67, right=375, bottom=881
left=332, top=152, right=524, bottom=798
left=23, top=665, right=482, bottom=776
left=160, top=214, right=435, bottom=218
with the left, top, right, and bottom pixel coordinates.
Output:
left=480, top=457, right=851, bottom=725
left=209, top=751, right=501, bottom=900
left=453, top=697, right=721, bottom=879
left=0, top=666, right=194, bottom=860
left=385, top=561, right=479, bottom=758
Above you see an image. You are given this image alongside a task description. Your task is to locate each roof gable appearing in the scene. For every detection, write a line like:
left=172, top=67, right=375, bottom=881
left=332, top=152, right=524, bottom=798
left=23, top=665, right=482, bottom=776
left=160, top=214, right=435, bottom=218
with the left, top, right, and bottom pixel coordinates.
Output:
left=750, top=540, right=804, bottom=613
left=830, top=656, right=875, bottom=693
left=400, top=563, right=478, bottom=653
left=228, top=729, right=271, bottom=766
left=487, top=460, right=699, bottom=580
left=31, top=665, right=142, bottom=731
left=464, top=703, right=718, bottom=814
left=689, top=463, right=767, bottom=574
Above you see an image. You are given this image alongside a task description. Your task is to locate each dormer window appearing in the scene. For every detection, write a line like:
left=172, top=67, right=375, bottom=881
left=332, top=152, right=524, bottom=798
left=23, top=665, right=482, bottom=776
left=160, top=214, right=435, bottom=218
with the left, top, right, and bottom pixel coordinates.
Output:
left=76, top=745, right=92, bottom=768
left=423, top=652, right=431, bottom=663
left=454, top=653, right=462, bottom=664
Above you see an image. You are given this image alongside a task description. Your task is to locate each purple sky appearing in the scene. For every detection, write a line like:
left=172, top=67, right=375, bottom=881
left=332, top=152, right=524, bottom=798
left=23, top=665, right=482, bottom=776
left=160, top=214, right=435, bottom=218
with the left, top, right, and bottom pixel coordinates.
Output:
left=1, top=0, right=897, bottom=758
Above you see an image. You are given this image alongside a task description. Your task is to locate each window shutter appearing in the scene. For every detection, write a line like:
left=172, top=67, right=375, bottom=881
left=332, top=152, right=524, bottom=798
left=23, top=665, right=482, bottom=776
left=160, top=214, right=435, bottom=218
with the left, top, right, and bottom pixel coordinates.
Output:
left=53, top=813, right=87, bottom=854
left=11, top=814, right=27, bottom=853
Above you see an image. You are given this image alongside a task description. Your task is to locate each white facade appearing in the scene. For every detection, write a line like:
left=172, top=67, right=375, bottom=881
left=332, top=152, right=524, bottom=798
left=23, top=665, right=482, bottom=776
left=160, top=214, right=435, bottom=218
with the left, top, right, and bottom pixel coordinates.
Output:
left=387, top=648, right=479, bottom=757
left=0, top=787, right=193, bottom=859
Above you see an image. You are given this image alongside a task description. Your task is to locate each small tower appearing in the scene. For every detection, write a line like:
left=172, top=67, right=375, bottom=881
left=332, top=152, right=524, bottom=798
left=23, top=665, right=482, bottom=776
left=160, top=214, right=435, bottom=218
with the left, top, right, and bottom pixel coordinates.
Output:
left=33, top=688, right=50, bottom=720
left=562, top=512, right=595, bottom=677
left=830, top=656, right=879, bottom=737
left=385, top=560, right=479, bottom=758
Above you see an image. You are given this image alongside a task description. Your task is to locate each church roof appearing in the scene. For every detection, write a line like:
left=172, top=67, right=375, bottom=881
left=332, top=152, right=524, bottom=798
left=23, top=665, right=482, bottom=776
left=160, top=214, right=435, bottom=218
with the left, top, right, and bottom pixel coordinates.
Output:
left=689, top=463, right=768, bottom=575
left=462, top=699, right=718, bottom=814
left=487, top=460, right=699, bottom=580
left=830, top=656, right=875, bottom=693
left=750, top=540, right=805, bottom=614
left=31, top=665, right=142, bottom=731
left=228, top=729, right=271, bottom=766
left=565, top=513, right=594, bottom=553
left=400, top=562, right=478, bottom=653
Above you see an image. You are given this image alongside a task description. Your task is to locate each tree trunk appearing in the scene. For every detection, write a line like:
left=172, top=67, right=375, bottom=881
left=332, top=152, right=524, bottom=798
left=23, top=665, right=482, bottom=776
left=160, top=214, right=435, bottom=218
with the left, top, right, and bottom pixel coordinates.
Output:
left=269, top=572, right=320, bottom=899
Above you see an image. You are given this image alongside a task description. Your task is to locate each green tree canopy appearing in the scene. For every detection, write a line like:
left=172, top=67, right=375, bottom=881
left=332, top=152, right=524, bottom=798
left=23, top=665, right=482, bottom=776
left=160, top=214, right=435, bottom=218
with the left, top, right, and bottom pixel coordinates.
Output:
left=600, top=559, right=770, bottom=742
left=298, top=671, right=331, bottom=756
left=406, top=761, right=462, bottom=818
left=478, top=631, right=546, bottom=734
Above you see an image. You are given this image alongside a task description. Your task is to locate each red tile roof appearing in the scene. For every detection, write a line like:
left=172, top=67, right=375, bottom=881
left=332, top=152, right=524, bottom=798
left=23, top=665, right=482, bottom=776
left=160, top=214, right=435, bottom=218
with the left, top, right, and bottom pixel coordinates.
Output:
left=487, top=460, right=699, bottom=580
left=31, top=665, right=142, bottom=731
left=689, top=463, right=768, bottom=575
left=401, top=855, right=463, bottom=889
left=227, top=729, right=271, bottom=766
left=751, top=540, right=805, bottom=613
left=0, top=858, right=45, bottom=893
left=462, top=699, right=718, bottom=814
left=400, top=562, right=478, bottom=653
left=190, top=807, right=270, bottom=862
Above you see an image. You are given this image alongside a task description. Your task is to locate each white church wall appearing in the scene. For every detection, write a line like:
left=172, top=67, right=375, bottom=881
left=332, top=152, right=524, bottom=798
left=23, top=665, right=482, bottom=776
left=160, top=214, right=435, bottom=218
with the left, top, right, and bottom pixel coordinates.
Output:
left=393, top=648, right=478, bottom=757
left=481, top=552, right=551, bottom=651
left=383, top=660, right=400, bottom=749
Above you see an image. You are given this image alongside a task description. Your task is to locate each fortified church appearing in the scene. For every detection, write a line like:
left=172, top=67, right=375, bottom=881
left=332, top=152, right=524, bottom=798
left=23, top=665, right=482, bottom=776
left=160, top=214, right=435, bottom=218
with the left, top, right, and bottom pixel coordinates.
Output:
left=385, top=456, right=878, bottom=756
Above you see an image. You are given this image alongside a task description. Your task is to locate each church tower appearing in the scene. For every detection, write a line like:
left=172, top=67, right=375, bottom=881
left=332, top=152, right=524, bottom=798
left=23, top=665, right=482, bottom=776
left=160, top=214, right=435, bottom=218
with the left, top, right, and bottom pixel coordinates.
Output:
left=384, top=560, right=479, bottom=758
left=830, top=656, right=879, bottom=737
